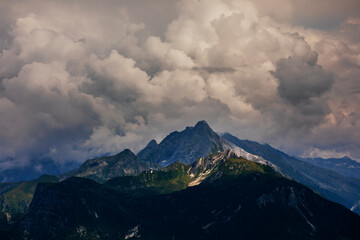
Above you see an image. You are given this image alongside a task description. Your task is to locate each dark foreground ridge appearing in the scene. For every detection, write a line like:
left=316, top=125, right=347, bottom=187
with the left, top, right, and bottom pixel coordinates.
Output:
left=2, top=151, right=359, bottom=240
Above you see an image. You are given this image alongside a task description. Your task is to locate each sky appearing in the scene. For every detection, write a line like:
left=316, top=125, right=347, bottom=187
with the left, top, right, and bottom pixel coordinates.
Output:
left=0, top=0, right=360, bottom=171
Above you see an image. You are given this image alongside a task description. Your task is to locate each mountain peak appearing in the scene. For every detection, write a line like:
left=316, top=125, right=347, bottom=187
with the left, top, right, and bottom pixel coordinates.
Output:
left=115, top=148, right=136, bottom=157
left=60, top=148, right=148, bottom=183
left=145, top=139, right=158, bottom=148
left=194, top=120, right=210, bottom=129
left=137, top=120, right=227, bottom=166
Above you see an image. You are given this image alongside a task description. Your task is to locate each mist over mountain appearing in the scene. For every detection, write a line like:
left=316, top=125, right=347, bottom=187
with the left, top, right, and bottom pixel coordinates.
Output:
left=0, top=157, right=60, bottom=183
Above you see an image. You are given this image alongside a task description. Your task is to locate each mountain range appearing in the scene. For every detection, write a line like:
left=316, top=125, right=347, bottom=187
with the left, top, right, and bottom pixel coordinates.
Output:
left=0, top=120, right=360, bottom=239
left=3, top=151, right=359, bottom=240
left=297, top=156, right=360, bottom=180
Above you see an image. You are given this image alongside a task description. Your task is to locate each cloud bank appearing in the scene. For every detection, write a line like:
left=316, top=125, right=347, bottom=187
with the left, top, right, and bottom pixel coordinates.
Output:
left=0, top=0, right=360, bottom=171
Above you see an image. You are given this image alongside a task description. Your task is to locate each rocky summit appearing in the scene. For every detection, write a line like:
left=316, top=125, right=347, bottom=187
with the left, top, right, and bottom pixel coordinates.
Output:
left=137, top=120, right=230, bottom=166
left=61, top=149, right=149, bottom=183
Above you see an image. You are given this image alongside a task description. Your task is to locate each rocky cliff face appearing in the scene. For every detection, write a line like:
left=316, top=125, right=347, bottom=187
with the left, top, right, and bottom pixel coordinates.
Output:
left=61, top=149, right=149, bottom=183
left=137, top=120, right=230, bottom=166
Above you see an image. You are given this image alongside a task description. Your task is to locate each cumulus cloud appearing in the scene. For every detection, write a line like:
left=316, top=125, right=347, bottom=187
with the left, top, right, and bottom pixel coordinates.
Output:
left=0, top=0, right=359, bottom=172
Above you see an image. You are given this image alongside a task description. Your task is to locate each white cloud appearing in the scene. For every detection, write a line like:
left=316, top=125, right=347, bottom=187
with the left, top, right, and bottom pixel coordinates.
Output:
left=0, top=0, right=359, bottom=171
left=302, top=147, right=351, bottom=159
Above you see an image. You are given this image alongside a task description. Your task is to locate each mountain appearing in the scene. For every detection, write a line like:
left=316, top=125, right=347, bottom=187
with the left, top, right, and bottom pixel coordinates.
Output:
left=1, top=120, right=360, bottom=239
left=106, top=150, right=241, bottom=196
left=298, top=156, right=360, bottom=179
left=0, top=157, right=60, bottom=183
left=6, top=151, right=359, bottom=240
left=137, top=120, right=279, bottom=172
left=60, top=149, right=149, bottom=183
left=137, top=120, right=229, bottom=166
left=0, top=183, right=18, bottom=195
left=0, top=149, right=148, bottom=229
left=0, top=175, right=58, bottom=225
left=222, top=133, right=360, bottom=215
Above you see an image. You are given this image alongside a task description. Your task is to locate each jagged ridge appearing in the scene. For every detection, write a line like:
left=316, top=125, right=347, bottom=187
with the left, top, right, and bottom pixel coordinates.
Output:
left=60, top=149, right=149, bottom=183
left=137, top=120, right=229, bottom=166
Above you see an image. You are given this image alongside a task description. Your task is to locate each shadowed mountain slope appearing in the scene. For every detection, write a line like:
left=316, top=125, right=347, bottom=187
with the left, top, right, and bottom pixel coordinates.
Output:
left=0, top=175, right=58, bottom=225
left=222, top=133, right=360, bottom=215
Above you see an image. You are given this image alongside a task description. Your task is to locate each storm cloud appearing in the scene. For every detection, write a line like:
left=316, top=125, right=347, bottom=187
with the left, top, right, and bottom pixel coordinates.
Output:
left=272, top=55, right=334, bottom=105
left=0, top=0, right=360, bottom=172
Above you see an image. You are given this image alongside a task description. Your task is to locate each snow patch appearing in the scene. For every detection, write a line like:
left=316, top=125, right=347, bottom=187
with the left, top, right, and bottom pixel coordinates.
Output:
left=224, top=141, right=284, bottom=175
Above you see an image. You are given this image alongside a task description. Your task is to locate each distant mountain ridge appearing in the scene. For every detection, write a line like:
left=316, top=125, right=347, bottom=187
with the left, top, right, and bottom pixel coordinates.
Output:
left=298, top=156, right=360, bottom=179
left=60, top=149, right=149, bottom=183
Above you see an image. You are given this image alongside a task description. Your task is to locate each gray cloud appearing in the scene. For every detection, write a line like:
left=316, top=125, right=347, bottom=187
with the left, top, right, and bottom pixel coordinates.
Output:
left=251, top=0, right=360, bottom=29
left=272, top=55, right=334, bottom=105
left=290, top=0, right=360, bottom=29
left=0, top=0, right=359, bottom=172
